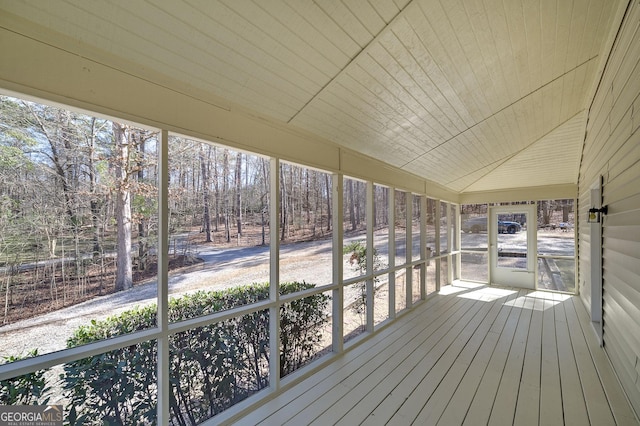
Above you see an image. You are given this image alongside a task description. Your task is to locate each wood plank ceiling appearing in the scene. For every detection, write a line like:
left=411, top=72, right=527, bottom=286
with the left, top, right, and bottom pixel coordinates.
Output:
left=0, top=0, right=620, bottom=194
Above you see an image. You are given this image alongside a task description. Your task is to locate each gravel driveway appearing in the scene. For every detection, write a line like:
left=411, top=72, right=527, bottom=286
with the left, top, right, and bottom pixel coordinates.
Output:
left=1, top=228, right=574, bottom=360
left=0, top=237, right=354, bottom=359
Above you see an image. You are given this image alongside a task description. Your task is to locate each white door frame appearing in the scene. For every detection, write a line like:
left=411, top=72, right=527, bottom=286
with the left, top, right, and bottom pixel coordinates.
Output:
left=489, top=204, right=537, bottom=289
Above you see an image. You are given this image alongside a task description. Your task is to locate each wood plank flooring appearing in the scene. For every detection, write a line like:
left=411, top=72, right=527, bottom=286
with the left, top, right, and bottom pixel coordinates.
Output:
left=230, top=283, right=638, bottom=425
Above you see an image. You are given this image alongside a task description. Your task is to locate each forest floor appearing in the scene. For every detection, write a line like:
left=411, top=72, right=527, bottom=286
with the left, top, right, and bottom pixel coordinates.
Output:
left=0, top=224, right=334, bottom=325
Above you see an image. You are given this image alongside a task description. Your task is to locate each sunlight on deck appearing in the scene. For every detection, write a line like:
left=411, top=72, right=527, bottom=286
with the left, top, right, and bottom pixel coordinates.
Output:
left=451, top=284, right=572, bottom=309
left=500, top=290, right=571, bottom=311
left=457, top=287, right=518, bottom=302
left=439, top=282, right=485, bottom=295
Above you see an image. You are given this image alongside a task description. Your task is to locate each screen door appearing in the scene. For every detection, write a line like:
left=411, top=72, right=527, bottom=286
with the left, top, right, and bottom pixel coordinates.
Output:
left=490, top=205, right=536, bottom=289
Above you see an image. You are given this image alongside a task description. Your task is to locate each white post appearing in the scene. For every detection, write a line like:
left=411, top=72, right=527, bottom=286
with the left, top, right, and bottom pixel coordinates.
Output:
left=332, top=173, right=344, bottom=353
left=435, top=200, right=441, bottom=291
left=447, top=203, right=453, bottom=283
left=269, top=157, right=281, bottom=388
left=406, top=194, right=412, bottom=307
left=157, top=129, right=170, bottom=426
left=420, top=196, right=427, bottom=299
left=388, top=188, right=396, bottom=320
left=366, top=181, right=374, bottom=333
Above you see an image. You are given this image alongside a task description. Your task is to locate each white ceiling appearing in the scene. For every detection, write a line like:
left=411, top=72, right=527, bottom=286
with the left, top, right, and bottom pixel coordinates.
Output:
left=0, top=0, right=620, bottom=194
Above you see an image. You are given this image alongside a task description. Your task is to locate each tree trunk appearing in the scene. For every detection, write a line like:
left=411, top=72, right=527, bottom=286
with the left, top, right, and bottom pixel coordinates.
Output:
left=280, top=164, right=286, bottom=241
left=25, top=103, right=76, bottom=225
left=137, top=135, right=147, bottom=271
left=305, top=169, right=311, bottom=225
left=373, top=188, right=378, bottom=228
left=235, top=152, right=242, bottom=237
left=325, top=174, right=331, bottom=232
left=261, top=159, right=269, bottom=246
left=355, top=181, right=362, bottom=227
left=212, top=147, right=220, bottom=232
left=541, top=200, right=553, bottom=225
left=113, top=122, right=133, bottom=292
left=3, top=275, right=10, bottom=325
left=348, top=179, right=356, bottom=231
left=383, top=188, right=388, bottom=225
left=88, top=118, right=102, bottom=258
left=223, top=150, right=230, bottom=243
left=280, top=164, right=289, bottom=241
left=261, top=204, right=266, bottom=246
left=200, top=145, right=212, bottom=242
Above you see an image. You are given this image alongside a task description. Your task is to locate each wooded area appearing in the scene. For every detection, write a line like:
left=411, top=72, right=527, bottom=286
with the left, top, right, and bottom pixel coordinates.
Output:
left=0, top=94, right=439, bottom=328
left=0, top=96, right=157, bottom=324
left=0, top=96, right=339, bottom=326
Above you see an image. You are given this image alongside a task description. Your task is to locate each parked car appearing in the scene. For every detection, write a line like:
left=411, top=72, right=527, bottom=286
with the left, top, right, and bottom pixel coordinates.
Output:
left=462, top=217, right=521, bottom=234
left=462, top=217, right=487, bottom=233
left=498, top=220, right=521, bottom=234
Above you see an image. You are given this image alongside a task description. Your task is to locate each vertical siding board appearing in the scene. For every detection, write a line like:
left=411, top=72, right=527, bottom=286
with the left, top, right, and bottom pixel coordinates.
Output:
left=604, top=163, right=640, bottom=204
left=602, top=248, right=640, bottom=286
left=579, top=0, right=640, bottom=418
left=611, top=68, right=640, bottom=134
left=602, top=0, right=638, bottom=71
left=609, top=6, right=640, bottom=101
left=601, top=324, right=640, bottom=416
left=604, top=224, right=640, bottom=242
left=603, top=277, right=640, bottom=345
left=578, top=183, right=591, bottom=300
left=603, top=320, right=639, bottom=390
left=588, top=111, right=632, bottom=176
left=607, top=134, right=640, bottom=183
left=605, top=231, right=640, bottom=255
left=587, top=75, right=613, bottom=135
left=581, top=126, right=611, bottom=178
left=570, top=293, right=639, bottom=425
left=634, top=93, right=640, bottom=135
left=603, top=294, right=640, bottom=365
left=604, top=209, right=640, bottom=227
left=608, top=105, right=635, bottom=152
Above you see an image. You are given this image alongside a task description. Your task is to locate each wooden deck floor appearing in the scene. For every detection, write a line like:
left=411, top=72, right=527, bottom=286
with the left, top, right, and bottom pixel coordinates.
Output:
left=230, top=283, right=638, bottom=426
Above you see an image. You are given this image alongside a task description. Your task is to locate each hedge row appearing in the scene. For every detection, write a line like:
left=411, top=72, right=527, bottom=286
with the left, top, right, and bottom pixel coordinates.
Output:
left=1, top=282, right=330, bottom=425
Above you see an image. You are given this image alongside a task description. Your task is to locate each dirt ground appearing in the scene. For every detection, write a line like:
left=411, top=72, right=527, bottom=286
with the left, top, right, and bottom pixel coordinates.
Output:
left=0, top=225, right=326, bottom=327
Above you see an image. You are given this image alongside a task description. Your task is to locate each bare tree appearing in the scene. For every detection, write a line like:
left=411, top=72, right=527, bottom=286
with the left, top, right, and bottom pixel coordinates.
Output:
left=200, top=144, right=212, bottom=242
left=223, top=149, right=231, bottom=243
left=135, top=131, right=148, bottom=270
left=539, top=200, right=554, bottom=225
left=325, top=174, right=331, bottom=232
left=87, top=117, right=107, bottom=258
left=348, top=179, right=356, bottom=231
left=260, top=158, right=269, bottom=246
left=235, top=152, right=242, bottom=237
left=113, top=122, right=133, bottom=292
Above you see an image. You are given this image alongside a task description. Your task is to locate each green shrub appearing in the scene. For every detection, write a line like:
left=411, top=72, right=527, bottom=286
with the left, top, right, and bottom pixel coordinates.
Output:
left=280, top=282, right=330, bottom=377
left=62, top=282, right=329, bottom=425
left=0, top=349, right=50, bottom=405
left=63, top=305, right=158, bottom=425
left=167, top=287, right=270, bottom=424
left=344, top=240, right=383, bottom=325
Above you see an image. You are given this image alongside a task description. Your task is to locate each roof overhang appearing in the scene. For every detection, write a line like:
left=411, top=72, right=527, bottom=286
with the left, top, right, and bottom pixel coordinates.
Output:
left=0, top=0, right=626, bottom=200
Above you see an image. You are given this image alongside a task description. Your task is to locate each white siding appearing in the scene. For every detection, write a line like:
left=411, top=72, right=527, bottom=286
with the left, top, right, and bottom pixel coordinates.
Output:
left=578, top=0, right=640, bottom=417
